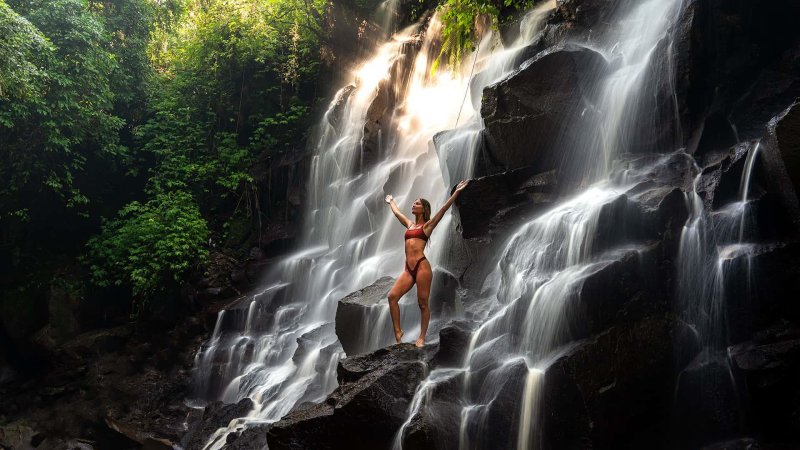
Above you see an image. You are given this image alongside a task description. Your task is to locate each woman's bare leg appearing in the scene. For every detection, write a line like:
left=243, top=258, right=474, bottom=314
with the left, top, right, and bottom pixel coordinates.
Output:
left=387, top=271, right=414, bottom=343
left=414, top=261, right=433, bottom=348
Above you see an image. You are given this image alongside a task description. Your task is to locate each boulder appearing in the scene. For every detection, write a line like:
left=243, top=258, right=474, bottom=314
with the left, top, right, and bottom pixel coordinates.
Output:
left=361, top=37, right=422, bottom=166
left=480, top=44, right=608, bottom=176
left=225, top=424, right=270, bottom=450
left=542, top=316, right=676, bottom=448
left=432, top=320, right=476, bottom=368
left=673, top=0, right=800, bottom=152
left=673, top=350, right=743, bottom=449
left=267, top=344, right=429, bottom=450
left=398, top=369, right=465, bottom=450
left=453, top=168, right=558, bottom=240
left=762, top=102, right=800, bottom=232
left=729, top=321, right=800, bottom=442
left=335, top=276, right=394, bottom=356
left=326, top=85, right=356, bottom=131
left=184, top=398, right=254, bottom=450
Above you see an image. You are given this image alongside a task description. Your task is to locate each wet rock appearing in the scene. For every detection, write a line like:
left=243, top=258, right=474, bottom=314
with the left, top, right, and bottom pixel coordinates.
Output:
left=432, top=320, right=476, bottom=368
left=327, top=85, right=356, bottom=131
left=225, top=424, right=270, bottom=450
left=480, top=44, right=607, bottom=176
left=701, top=438, right=762, bottom=450
left=398, top=369, right=464, bottom=450
left=0, top=421, right=36, bottom=449
left=453, top=168, right=558, bottom=240
left=722, top=242, right=800, bottom=341
left=762, top=102, right=800, bottom=232
left=184, top=398, right=254, bottom=450
left=267, top=344, right=428, bottom=450
left=674, top=0, right=800, bottom=152
left=542, top=316, right=675, bottom=449
left=696, top=141, right=759, bottom=211
left=729, top=321, right=800, bottom=441
left=335, top=276, right=394, bottom=356
left=555, top=0, right=621, bottom=30
left=673, top=350, right=743, bottom=448
left=361, top=37, right=422, bottom=167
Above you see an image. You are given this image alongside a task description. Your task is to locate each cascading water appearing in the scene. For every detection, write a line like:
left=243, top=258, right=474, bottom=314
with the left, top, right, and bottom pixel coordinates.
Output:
left=393, top=0, right=686, bottom=448
left=672, top=141, right=762, bottom=438
left=190, top=5, right=558, bottom=448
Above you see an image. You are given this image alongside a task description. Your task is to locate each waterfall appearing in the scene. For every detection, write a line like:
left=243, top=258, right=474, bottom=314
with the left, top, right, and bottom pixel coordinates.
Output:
left=190, top=4, right=558, bottom=447
left=393, top=0, right=685, bottom=447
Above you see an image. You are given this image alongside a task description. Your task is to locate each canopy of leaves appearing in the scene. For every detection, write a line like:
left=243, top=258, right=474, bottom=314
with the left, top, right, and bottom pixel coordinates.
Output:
left=86, top=190, right=209, bottom=298
left=436, top=0, right=534, bottom=71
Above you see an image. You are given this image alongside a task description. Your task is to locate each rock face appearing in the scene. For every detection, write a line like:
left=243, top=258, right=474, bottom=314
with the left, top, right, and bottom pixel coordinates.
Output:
left=267, top=344, right=429, bottom=450
left=729, top=321, right=800, bottom=442
left=480, top=44, right=608, bottom=176
left=335, top=276, right=394, bottom=356
left=183, top=399, right=254, bottom=450
left=762, top=102, right=800, bottom=231
left=453, top=168, right=558, bottom=240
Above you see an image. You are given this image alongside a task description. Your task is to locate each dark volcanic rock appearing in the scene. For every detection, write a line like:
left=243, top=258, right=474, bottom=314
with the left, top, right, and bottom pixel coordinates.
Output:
left=480, top=44, right=608, bottom=176
left=335, top=276, right=394, bottom=356
left=542, top=316, right=676, bottom=449
left=432, top=320, right=476, bottom=368
left=361, top=37, right=422, bottom=167
left=184, top=398, right=254, bottom=450
left=267, top=344, right=428, bottom=450
left=400, top=368, right=464, bottom=450
left=729, top=321, right=800, bottom=442
left=225, top=424, right=270, bottom=450
left=673, top=351, right=743, bottom=449
left=762, top=102, right=800, bottom=232
left=453, top=168, right=558, bottom=240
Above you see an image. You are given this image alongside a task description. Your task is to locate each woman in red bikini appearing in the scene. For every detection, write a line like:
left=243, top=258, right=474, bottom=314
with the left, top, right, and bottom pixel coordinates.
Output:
left=384, top=179, right=469, bottom=347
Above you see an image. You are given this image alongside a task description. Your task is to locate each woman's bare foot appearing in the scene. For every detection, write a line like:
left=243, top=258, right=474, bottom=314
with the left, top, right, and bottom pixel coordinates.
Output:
left=395, top=330, right=404, bottom=344
left=415, top=337, right=425, bottom=348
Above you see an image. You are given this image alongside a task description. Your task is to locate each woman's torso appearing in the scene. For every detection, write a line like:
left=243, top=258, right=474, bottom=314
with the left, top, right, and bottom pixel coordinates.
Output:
left=404, top=224, right=427, bottom=264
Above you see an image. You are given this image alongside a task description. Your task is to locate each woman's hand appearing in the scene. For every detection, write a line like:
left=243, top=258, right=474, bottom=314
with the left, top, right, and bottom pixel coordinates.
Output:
left=454, top=180, right=469, bottom=193
left=384, top=194, right=394, bottom=204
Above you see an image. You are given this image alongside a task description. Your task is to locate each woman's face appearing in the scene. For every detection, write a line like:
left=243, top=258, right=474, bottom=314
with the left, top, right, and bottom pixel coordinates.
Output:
left=411, top=198, right=423, bottom=215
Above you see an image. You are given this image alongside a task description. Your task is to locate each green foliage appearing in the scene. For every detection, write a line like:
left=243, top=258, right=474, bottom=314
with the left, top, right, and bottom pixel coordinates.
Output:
left=1, top=0, right=327, bottom=314
left=435, top=0, right=533, bottom=71
left=86, top=190, right=209, bottom=298
left=1, top=0, right=124, bottom=221
left=0, top=1, right=52, bottom=100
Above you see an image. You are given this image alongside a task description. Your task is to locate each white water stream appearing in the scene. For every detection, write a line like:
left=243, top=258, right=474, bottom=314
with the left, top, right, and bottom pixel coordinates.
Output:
left=190, top=0, right=698, bottom=447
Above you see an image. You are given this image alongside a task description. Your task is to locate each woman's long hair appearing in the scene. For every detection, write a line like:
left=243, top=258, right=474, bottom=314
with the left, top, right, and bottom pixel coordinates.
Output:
left=420, top=198, right=431, bottom=222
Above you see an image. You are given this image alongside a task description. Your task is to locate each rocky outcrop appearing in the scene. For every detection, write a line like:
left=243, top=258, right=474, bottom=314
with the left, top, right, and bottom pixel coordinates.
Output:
left=762, top=102, right=800, bottom=232
left=267, top=344, right=430, bottom=450
left=541, top=316, right=677, bottom=449
left=480, top=44, right=608, bottom=176
left=335, top=276, right=394, bottom=356
left=729, top=321, right=800, bottom=443
left=453, top=168, right=558, bottom=240
left=183, top=399, right=254, bottom=450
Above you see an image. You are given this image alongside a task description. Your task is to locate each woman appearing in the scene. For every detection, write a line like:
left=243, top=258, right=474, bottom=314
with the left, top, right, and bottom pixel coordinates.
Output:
left=384, top=180, right=469, bottom=347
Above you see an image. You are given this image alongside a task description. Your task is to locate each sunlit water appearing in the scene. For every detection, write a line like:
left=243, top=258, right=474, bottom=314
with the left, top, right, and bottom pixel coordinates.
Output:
left=185, top=0, right=763, bottom=446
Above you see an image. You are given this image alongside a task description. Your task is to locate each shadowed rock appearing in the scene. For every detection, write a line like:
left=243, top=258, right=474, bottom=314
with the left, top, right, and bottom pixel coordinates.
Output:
left=729, top=321, right=800, bottom=441
left=184, top=398, right=254, bottom=450
left=267, top=345, right=429, bottom=450
left=762, top=102, right=800, bottom=232
left=454, top=168, right=558, bottom=241
left=335, top=277, right=394, bottom=356
left=480, top=44, right=608, bottom=175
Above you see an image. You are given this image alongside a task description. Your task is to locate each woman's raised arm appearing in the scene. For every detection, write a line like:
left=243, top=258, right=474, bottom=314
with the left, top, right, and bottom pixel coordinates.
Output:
left=423, top=180, right=469, bottom=235
left=385, top=194, right=413, bottom=228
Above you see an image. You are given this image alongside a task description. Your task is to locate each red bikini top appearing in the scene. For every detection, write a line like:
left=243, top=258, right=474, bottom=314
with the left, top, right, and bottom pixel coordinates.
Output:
left=404, top=224, right=429, bottom=241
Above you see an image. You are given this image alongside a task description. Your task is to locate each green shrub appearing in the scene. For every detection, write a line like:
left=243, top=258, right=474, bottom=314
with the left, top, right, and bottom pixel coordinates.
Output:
left=86, top=190, right=209, bottom=300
